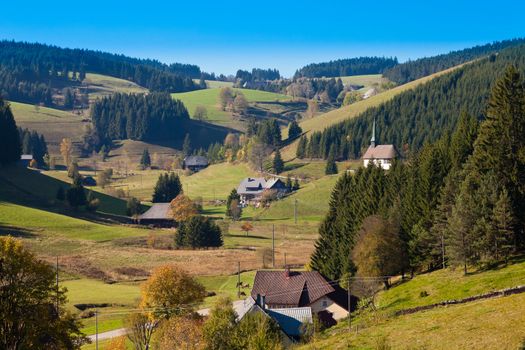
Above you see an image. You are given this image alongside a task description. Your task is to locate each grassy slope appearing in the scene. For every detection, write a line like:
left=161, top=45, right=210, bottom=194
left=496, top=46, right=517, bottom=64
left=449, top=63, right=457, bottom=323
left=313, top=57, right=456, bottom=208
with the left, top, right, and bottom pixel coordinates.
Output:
left=83, top=73, right=148, bottom=101
left=301, top=258, right=525, bottom=349
left=10, top=101, right=86, bottom=146
left=171, top=88, right=289, bottom=126
left=0, top=166, right=128, bottom=215
left=337, top=74, right=389, bottom=88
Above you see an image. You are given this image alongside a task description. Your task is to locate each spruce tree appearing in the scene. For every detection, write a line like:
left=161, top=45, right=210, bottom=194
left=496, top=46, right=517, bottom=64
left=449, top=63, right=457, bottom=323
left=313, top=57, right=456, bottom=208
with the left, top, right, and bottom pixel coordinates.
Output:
left=140, top=149, right=151, bottom=169
left=152, top=172, right=182, bottom=203
left=226, top=189, right=241, bottom=218
left=288, top=120, right=302, bottom=139
left=296, top=136, right=307, bottom=159
left=0, top=99, right=21, bottom=165
left=325, top=146, right=338, bottom=175
left=183, top=134, right=191, bottom=156
left=272, top=149, right=284, bottom=174
left=492, top=188, right=514, bottom=260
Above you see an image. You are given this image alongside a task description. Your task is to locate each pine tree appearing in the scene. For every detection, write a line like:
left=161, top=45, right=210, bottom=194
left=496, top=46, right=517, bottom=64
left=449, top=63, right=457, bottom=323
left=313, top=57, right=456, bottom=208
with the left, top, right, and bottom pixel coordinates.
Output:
left=183, top=134, right=191, bottom=156
left=288, top=120, right=302, bottom=139
left=325, top=146, right=338, bottom=175
left=152, top=173, right=182, bottom=203
left=296, top=136, right=307, bottom=159
left=140, top=149, right=151, bottom=169
left=0, top=99, right=21, bottom=165
left=272, top=149, right=284, bottom=174
left=492, top=188, right=514, bottom=260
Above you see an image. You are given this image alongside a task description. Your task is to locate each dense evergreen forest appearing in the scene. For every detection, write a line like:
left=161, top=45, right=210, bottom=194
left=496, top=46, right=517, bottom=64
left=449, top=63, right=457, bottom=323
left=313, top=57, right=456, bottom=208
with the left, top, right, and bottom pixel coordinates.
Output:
left=18, top=128, right=47, bottom=165
left=383, top=38, right=525, bottom=84
left=90, top=93, right=229, bottom=149
left=298, top=45, right=525, bottom=160
left=294, top=57, right=398, bottom=78
left=312, top=66, right=525, bottom=281
left=0, top=40, right=201, bottom=106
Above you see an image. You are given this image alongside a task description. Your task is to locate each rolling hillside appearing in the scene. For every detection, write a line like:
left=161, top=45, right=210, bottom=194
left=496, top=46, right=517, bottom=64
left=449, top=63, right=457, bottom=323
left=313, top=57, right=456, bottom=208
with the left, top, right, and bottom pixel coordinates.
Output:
left=171, top=87, right=290, bottom=129
left=299, top=258, right=525, bottom=349
left=281, top=61, right=470, bottom=159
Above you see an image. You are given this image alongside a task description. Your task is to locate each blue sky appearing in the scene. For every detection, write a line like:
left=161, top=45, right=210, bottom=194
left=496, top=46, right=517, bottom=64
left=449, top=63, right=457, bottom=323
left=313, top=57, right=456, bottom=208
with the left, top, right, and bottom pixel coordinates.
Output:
left=1, top=0, right=524, bottom=76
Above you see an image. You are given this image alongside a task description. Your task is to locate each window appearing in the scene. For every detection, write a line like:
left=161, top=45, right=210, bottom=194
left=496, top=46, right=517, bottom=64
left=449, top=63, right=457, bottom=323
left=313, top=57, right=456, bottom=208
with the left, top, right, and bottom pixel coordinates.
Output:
left=322, top=300, right=328, bottom=307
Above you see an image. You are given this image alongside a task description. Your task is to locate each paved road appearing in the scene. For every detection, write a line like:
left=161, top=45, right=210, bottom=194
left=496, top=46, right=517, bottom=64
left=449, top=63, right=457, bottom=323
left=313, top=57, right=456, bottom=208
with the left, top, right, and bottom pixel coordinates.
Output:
left=87, top=300, right=247, bottom=341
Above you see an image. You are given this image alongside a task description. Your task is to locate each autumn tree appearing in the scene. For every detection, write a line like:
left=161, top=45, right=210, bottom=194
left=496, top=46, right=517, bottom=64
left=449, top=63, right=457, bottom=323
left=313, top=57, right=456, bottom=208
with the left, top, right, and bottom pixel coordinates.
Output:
left=126, top=312, right=157, bottom=350
left=140, top=265, right=206, bottom=320
left=202, top=298, right=238, bottom=350
left=104, top=335, right=126, bottom=350
left=226, top=189, right=241, bottom=218
left=193, top=105, right=208, bottom=121
left=233, top=93, right=248, bottom=114
left=352, top=215, right=405, bottom=289
left=60, top=137, right=73, bottom=167
left=241, top=222, right=254, bottom=236
left=170, top=194, right=199, bottom=222
left=305, top=99, right=318, bottom=118
left=229, top=199, right=242, bottom=221
left=157, top=315, right=204, bottom=350
left=127, top=197, right=142, bottom=218
left=0, top=237, right=87, bottom=349
left=219, top=87, right=234, bottom=110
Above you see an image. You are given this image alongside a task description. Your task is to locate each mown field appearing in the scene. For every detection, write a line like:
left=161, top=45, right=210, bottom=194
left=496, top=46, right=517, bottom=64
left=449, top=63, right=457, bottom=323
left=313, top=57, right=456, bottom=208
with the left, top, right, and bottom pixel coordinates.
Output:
left=83, top=73, right=148, bottom=102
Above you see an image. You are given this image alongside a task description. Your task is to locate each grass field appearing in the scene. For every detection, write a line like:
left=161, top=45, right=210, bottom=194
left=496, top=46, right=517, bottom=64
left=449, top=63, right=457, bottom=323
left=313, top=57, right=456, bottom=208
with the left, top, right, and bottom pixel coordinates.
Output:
left=0, top=165, right=128, bottom=216
left=83, top=73, right=148, bottom=102
left=171, top=87, right=290, bottom=128
left=9, top=101, right=86, bottom=150
left=299, top=257, right=525, bottom=349
left=337, top=74, right=390, bottom=88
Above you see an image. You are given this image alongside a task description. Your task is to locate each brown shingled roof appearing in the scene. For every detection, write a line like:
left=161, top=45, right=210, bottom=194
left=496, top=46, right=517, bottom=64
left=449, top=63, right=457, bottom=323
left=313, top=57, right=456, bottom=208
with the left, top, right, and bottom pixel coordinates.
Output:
left=362, top=144, right=397, bottom=159
left=251, top=270, right=336, bottom=307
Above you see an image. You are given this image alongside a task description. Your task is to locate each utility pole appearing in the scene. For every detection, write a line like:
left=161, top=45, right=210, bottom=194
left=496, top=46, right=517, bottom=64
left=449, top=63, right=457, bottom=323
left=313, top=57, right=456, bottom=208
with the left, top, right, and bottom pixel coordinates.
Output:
left=237, top=262, right=241, bottom=298
left=348, top=278, right=351, bottom=333
left=56, top=256, right=59, bottom=314
left=95, top=310, right=99, bottom=350
left=294, top=199, right=298, bottom=225
left=272, top=224, right=275, bottom=268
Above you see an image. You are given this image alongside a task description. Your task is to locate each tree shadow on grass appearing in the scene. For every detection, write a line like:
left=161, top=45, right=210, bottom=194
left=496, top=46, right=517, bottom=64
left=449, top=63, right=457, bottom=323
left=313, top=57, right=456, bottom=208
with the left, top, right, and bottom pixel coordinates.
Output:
left=227, top=234, right=268, bottom=240
left=0, top=225, right=37, bottom=238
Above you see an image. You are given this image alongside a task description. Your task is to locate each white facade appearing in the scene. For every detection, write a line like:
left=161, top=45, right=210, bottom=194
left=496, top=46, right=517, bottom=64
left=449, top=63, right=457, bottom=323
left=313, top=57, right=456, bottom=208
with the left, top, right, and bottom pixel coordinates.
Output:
left=363, top=158, right=392, bottom=170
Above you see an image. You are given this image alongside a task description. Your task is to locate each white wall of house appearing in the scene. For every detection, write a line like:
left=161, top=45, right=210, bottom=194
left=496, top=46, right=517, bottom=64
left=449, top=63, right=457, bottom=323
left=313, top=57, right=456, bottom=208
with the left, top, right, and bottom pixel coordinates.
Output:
left=363, top=158, right=392, bottom=170
left=309, top=296, right=349, bottom=320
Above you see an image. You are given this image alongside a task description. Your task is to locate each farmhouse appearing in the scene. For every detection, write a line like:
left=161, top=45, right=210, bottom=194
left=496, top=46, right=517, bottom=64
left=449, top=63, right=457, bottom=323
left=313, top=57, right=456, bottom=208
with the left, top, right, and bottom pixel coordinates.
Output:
left=362, top=119, right=397, bottom=170
left=237, top=177, right=288, bottom=207
left=250, top=269, right=356, bottom=327
left=137, top=203, right=174, bottom=227
left=183, top=155, right=209, bottom=172
left=82, top=176, right=97, bottom=186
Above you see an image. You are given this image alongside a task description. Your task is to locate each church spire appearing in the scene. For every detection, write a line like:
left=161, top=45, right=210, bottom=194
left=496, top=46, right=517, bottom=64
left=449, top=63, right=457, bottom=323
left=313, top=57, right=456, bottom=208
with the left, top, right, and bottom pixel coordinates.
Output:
left=371, top=117, right=376, bottom=148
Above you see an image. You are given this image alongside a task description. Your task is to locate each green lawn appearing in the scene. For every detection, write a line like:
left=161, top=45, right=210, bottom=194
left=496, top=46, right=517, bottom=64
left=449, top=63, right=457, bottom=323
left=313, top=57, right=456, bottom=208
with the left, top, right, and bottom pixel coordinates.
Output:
left=197, top=271, right=257, bottom=307
left=171, top=87, right=290, bottom=127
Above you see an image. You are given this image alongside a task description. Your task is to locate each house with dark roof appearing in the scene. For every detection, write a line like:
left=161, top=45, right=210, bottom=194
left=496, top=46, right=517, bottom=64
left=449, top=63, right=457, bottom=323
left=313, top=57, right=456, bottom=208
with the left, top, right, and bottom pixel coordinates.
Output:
left=237, top=177, right=288, bottom=207
left=18, top=154, right=33, bottom=167
left=250, top=269, right=357, bottom=327
left=362, top=118, right=397, bottom=170
left=137, top=203, right=174, bottom=227
left=82, top=176, right=97, bottom=186
left=183, top=156, right=209, bottom=172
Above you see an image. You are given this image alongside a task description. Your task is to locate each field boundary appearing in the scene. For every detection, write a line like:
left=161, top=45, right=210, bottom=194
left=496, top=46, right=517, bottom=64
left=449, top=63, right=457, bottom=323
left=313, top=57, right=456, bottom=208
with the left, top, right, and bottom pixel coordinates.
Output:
left=394, top=284, right=525, bottom=316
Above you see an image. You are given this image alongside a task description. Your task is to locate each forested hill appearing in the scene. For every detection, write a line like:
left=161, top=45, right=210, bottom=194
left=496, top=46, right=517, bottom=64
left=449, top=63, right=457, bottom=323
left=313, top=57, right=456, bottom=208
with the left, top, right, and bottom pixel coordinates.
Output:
left=0, top=40, right=201, bottom=104
left=383, top=38, right=525, bottom=84
left=294, top=57, right=398, bottom=78
left=90, top=93, right=230, bottom=149
left=298, top=44, right=525, bottom=161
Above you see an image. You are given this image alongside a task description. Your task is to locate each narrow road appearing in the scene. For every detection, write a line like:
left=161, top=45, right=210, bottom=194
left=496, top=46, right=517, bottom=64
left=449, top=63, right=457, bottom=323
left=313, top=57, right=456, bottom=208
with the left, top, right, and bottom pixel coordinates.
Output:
left=87, top=300, right=247, bottom=341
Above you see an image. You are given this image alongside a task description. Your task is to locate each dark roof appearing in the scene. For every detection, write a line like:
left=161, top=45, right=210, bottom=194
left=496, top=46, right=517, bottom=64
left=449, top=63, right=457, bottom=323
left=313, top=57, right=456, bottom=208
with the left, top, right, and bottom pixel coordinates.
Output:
left=237, top=177, right=286, bottom=195
left=362, top=145, right=397, bottom=159
left=251, top=270, right=336, bottom=307
left=82, top=176, right=97, bottom=186
left=138, top=203, right=172, bottom=220
left=184, top=156, right=208, bottom=167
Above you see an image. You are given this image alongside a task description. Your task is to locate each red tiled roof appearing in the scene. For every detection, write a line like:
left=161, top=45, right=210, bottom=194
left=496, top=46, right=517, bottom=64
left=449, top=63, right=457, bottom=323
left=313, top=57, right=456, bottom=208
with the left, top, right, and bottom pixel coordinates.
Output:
left=251, top=270, right=336, bottom=307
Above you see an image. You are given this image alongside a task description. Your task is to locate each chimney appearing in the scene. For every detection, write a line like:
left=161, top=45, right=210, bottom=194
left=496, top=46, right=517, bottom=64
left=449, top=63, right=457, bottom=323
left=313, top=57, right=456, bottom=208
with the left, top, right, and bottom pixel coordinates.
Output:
left=284, top=266, right=290, bottom=278
left=256, top=294, right=261, bottom=306
left=261, top=295, right=266, bottom=310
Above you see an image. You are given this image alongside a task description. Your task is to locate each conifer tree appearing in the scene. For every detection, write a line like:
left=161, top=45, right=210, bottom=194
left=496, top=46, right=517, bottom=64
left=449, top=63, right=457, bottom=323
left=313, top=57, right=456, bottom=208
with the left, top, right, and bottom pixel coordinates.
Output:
left=140, top=149, right=151, bottom=169
left=288, top=120, right=302, bottom=139
left=492, top=188, right=514, bottom=260
left=325, top=146, right=338, bottom=175
left=226, top=189, right=241, bottom=218
left=296, top=136, right=307, bottom=159
left=0, top=99, right=21, bottom=165
left=272, top=149, right=284, bottom=174
left=182, top=134, right=191, bottom=156
left=152, top=173, right=182, bottom=203
left=285, top=175, right=292, bottom=192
